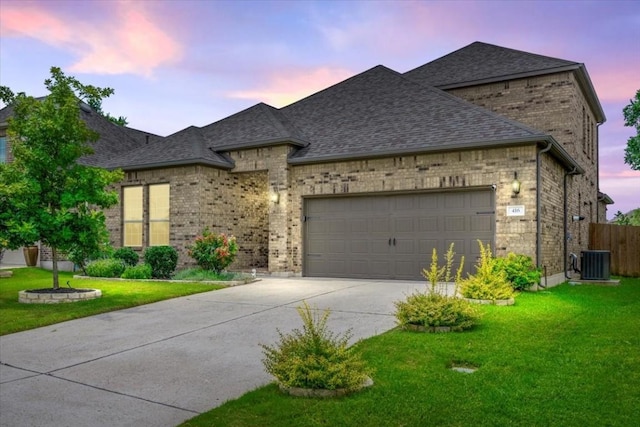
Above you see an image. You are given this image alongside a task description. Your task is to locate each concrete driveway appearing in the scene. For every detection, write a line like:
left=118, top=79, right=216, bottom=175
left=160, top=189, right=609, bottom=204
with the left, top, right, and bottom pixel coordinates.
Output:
left=0, top=277, right=424, bottom=427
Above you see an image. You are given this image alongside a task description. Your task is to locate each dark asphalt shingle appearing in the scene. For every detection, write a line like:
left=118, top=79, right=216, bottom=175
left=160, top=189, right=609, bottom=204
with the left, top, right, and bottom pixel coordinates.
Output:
left=404, top=41, right=579, bottom=88
left=282, top=65, right=547, bottom=162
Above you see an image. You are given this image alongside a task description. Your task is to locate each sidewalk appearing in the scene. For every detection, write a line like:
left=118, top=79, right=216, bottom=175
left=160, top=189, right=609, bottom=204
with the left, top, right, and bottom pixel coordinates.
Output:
left=0, top=277, right=423, bottom=427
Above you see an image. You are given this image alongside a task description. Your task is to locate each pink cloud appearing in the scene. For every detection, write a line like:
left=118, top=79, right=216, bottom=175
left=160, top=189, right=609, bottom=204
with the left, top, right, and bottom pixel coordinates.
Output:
left=0, top=1, right=181, bottom=77
left=227, top=67, right=354, bottom=107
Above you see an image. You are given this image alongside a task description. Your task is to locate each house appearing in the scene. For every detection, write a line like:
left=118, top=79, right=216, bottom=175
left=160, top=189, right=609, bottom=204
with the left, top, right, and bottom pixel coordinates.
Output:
left=0, top=42, right=613, bottom=284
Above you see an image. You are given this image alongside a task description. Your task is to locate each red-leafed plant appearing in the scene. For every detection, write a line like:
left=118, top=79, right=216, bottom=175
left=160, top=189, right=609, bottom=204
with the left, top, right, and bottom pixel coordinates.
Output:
left=188, top=228, right=238, bottom=273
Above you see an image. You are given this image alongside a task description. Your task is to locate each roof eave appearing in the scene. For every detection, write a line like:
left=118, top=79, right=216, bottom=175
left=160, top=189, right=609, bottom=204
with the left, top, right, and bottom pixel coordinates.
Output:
left=106, top=157, right=234, bottom=172
left=435, top=64, right=583, bottom=90
left=288, top=136, right=584, bottom=173
left=288, top=137, right=546, bottom=166
left=213, top=137, right=309, bottom=152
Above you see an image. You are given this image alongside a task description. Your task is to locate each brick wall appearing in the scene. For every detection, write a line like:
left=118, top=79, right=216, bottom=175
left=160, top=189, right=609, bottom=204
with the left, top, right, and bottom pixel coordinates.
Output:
left=105, top=164, right=269, bottom=271
left=447, top=71, right=602, bottom=271
left=289, top=145, right=542, bottom=273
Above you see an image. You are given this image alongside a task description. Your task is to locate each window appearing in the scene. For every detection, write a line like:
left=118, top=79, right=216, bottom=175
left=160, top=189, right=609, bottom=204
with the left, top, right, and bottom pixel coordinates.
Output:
left=149, top=184, right=170, bottom=246
left=0, top=136, right=6, bottom=163
left=123, top=186, right=143, bottom=246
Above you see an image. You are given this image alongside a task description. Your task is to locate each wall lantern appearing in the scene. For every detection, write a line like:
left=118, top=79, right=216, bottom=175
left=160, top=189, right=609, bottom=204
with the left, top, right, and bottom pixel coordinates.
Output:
left=511, top=172, right=521, bottom=195
left=270, top=191, right=280, bottom=204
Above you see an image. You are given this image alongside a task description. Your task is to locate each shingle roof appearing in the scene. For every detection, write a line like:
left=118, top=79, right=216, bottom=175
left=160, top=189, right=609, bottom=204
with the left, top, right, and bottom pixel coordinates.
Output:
left=100, top=125, right=233, bottom=170
left=403, top=41, right=579, bottom=88
left=200, top=102, right=308, bottom=150
left=283, top=65, right=549, bottom=163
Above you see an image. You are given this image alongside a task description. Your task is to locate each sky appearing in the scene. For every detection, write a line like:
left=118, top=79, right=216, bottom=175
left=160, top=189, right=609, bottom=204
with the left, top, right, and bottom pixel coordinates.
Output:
left=0, top=0, right=638, bottom=218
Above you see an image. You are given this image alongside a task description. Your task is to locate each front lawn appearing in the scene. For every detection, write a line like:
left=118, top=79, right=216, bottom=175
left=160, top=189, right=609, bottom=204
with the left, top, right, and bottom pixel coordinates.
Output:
left=0, top=268, right=223, bottom=336
left=182, top=277, right=640, bottom=427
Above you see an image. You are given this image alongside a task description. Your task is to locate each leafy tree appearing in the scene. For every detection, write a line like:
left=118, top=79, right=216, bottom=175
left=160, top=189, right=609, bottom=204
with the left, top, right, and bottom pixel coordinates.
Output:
left=85, top=97, right=128, bottom=126
left=0, top=67, right=124, bottom=289
left=613, top=209, right=640, bottom=226
left=623, top=89, right=640, bottom=170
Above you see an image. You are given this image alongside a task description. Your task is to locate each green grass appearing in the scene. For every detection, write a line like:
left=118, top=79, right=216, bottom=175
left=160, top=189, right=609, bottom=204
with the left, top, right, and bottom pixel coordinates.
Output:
left=182, top=278, right=640, bottom=427
left=0, top=268, right=223, bottom=336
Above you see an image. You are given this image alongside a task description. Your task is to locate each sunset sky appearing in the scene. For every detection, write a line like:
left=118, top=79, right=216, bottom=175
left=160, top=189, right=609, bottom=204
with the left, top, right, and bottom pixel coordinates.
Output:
left=1, top=0, right=638, bottom=218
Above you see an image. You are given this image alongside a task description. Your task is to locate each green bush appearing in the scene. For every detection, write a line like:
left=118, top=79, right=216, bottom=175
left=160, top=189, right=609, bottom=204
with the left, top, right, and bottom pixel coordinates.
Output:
left=68, top=243, right=114, bottom=275
left=144, top=246, right=178, bottom=279
left=460, top=241, right=514, bottom=301
left=395, top=292, right=480, bottom=331
left=113, top=247, right=139, bottom=267
left=261, top=301, right=372, bottom=391
left=494, top=253, right=541, bottom=291
left=121, top=263, right=152, bottom=279
left=84, top=258, right=125, bottom=278
left=187, top=229, right=238, bottom=273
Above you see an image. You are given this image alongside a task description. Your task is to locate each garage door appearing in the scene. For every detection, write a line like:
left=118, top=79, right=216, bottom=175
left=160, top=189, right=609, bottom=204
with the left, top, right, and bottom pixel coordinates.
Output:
left=304, top=191, right=494, bottom=280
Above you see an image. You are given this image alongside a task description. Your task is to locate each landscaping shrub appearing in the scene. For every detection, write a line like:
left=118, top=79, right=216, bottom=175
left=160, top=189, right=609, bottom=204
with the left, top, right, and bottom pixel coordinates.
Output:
left=460, top=241, right=514, bottom=301
left=261, top=301, right=372, bottom=391
left=188, top=229, right=238, bottom=273
left=394, top=292, right=480, bottom=331
left=84, top=258, right=125, bottom=278
left=121, top=263, right=152, bottom=279
left=113, top=247, right=139, bottom=267
left=395, top=244, right=479, bottom=331
left=144, top=246, right=178, bottom=279
left=494, top=253, right=542, bottom=291
left=68, top=243, right=114, bottom=275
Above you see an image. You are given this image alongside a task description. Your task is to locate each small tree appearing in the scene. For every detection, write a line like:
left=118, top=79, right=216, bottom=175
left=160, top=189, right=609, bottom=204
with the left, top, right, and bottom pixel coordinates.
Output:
left=623, top=89, right=640, bottom=170
left=0, top=67, right=123, bottom=289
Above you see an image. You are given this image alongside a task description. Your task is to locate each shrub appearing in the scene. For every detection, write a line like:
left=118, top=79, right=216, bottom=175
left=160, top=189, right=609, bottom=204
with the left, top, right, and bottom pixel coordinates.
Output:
left=494, top=253, right=542, bottom=291
left=460, top=241, right=514, bottom=301
left=84, top=258, right=125, bottom=278
left=261, top=301, right=372, bottom=391
left=121, top=263, right=152, bottom=279
left=144, top=246, right=178, bottom=279
left=113, top=247, right=139, bottom=267
left=394, top=292, right=480, bottom=331
left=396, top=243, right=478, bottom=331
left=68, top=243, right=114, bottom=275
left=188, top=229, right=238, bottom=273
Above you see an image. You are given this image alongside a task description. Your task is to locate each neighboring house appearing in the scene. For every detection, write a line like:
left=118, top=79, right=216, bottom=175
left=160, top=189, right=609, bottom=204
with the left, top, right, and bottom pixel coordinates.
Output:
left=0, top=42, right=613, bottom=284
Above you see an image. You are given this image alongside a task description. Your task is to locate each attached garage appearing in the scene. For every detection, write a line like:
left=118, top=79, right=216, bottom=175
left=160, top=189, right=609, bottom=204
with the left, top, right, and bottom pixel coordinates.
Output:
left=303, top=190, right=495, bottom=280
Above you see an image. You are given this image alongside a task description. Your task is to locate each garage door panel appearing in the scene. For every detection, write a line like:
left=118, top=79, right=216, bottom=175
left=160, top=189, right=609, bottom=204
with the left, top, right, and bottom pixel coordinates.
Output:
left=445, top=216, right=466, bottom=232
left=471, top=216, right=493, bottom=232
left=371, top=239, right=391, bottom=254
left=350, top=240, right=369, bottom=253
left=350, top=218, right=368, bottom=233
left=418, top=217, right=440, bottom=232
left=394, top=217, right=415, bottom=233
left=305, top=191, right=494, bottom=279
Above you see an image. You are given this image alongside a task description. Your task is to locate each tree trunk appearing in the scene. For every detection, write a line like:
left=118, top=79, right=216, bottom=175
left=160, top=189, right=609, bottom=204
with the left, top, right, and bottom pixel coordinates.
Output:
left=52, top=246, right=59, bottom=289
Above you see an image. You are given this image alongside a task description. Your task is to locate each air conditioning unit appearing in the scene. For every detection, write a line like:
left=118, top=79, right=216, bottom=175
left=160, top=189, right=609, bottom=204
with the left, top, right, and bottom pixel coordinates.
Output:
left=581, top=250, right=611, bottom=280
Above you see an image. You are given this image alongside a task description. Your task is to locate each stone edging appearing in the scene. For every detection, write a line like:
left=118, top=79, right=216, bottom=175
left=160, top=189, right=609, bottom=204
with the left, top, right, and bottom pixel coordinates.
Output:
left=279, top=377, right=374, bottom=398
left=19, top=289, right=102, bottom=304
left=464, top=297, right=515, bottom=306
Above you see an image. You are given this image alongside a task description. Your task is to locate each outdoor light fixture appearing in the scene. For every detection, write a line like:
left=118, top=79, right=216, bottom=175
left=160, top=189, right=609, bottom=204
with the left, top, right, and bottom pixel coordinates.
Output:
left=270, top=191, right=280, bottom=204
left=511, top=172, right=521, bottom=195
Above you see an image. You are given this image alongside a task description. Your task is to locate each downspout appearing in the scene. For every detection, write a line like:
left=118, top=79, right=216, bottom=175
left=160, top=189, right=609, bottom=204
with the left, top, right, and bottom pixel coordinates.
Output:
left=536, top=141, right=553, bottom=288
left=595, top=122, right=603, bottom=221
left=564, top=166, right=580, bottom=279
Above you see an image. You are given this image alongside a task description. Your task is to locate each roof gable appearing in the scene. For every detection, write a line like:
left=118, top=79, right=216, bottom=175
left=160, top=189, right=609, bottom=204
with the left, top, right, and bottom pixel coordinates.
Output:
left=200, top=102, right=308, bottom=150
left=403, top=41, right=579, bottom=88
